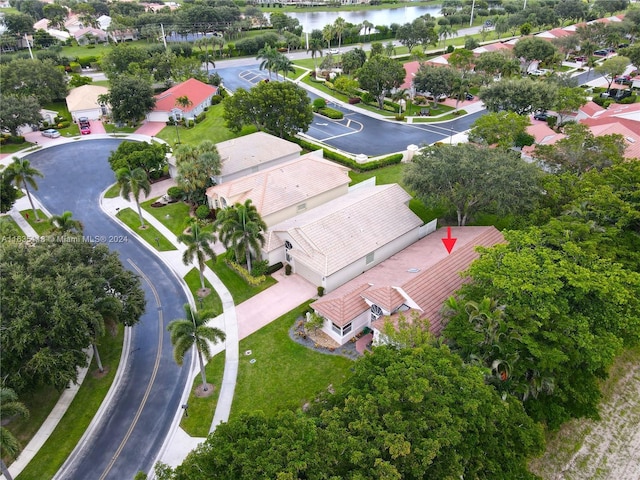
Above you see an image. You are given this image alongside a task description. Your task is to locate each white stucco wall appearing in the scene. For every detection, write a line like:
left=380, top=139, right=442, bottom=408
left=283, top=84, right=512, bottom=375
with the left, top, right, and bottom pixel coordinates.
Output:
left=320, top=309, right=370, bottom=345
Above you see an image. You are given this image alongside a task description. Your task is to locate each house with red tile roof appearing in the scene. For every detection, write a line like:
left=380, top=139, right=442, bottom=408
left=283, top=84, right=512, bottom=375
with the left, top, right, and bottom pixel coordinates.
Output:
left=310, top=226, right=504, bottom=345
left=147, top=78, right=218, bottom=123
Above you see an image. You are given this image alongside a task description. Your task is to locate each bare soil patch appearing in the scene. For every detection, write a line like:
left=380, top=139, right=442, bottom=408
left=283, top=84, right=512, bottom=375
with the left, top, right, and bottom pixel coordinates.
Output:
left=529, top=348, right=640, bottom=480
left=195, top=383, right=215, bottom=398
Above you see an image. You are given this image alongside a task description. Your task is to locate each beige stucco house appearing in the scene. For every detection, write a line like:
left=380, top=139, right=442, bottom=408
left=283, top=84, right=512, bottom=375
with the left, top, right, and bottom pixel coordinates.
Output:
left=263, top=183, right=428, bottom=295
left=310, top=226, right=505, bottom=345
left=205, top=150, right=351, bottom=227
left=65, top=85, right=110, bottom=121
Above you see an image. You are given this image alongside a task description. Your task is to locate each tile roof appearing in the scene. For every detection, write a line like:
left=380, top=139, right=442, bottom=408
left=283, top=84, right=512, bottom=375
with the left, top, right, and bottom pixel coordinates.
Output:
left=362, top=286, right=406, bottom=312
left=584, top=121, right=640, bottom=160
left=153, top=78, right=217, bottom=113
left=65, top=85, right=109, bottom=112
left=579, top=101, right=605, bottom=118
left=312, top=226, right=505, bottom=330
left=206, top=152, right=350, bottom=218
left=216, top=132, right=302, bottom=178
left=269, top=184, right=423, bottom=277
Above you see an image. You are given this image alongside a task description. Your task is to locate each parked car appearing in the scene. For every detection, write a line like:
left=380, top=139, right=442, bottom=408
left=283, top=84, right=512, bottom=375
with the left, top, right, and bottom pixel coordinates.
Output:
left=594, top=49, right=612, bottom=56
left=329, top=48, right=339, bottom=54
left=614, top=76, right=632, bottom=85
left=601, top=89, right=631, bottom=101
left=80, top=125, right=91, bottom=135
left=42, top=128, right=61, bottom=138
left=574, top=56, right=587, bottom=62
left=530, top=69, right=549, bottom=76
left=533, top=111, right=551, bottom=121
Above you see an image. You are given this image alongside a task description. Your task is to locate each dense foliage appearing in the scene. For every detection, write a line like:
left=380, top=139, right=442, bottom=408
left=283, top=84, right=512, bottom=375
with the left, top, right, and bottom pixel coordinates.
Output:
left=0, top=240, right=145, bottom=393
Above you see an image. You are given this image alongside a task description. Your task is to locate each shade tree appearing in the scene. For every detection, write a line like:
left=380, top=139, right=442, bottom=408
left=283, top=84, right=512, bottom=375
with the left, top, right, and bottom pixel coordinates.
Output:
left=0, top=94, right=42, bottom=137
left=404, top=143, right=543, bottom=226
left=107, top=75, right=156, bottom=125
left=479, top=77, right=557, bottom=115
left=513, top=37, right=558, bottom=72
left=356, top=55, right=406, bottom=110
left=174, top=140, right=221, bottom=205
left=108, top=140, right=168, bottom=178
left=469, top=111, right=532, bottom=148
left=595, top=56, right=631, bottom=92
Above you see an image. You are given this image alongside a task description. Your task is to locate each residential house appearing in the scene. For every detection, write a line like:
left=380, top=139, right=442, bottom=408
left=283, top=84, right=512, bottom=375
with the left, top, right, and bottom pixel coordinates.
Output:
left=66, top=85, right=110, bottom=121
left=147, top=78, right=217, bottom=123
left=205, top=150, right=351, bottom=227
left=263, top=183, right=427, bottom=295
left=310, top=226, right=505, bottom=345
left=74, top=27, right=108, bottom=45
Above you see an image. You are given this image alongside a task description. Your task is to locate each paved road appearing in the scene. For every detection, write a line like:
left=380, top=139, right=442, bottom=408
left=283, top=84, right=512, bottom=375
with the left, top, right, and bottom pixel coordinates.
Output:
left=217, top=63, right=484, bottom=155
left=24, top=140, right=191, bottom=480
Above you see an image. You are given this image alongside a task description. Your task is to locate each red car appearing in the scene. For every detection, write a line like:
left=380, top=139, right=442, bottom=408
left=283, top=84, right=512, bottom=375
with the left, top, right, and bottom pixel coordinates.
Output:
left=80, top=125, right=91, bottom=135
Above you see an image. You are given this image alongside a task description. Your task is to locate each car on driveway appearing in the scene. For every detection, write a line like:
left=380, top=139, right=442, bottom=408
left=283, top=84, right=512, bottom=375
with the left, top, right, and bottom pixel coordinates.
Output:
left=42, top=128, right=61, bottom=138
left=80, top=125, right=91, bottom=135
left=533, top=111, right=551, bottom=121
left=465, top=93, right=474, bottom=101
left=614, top=76, right=632, bottom=85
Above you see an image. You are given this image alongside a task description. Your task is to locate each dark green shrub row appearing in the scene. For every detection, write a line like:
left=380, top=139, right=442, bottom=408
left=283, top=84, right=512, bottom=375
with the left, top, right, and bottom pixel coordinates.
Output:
left=195, top=111, right=207, bottom=124
left=266, top=262, right=283, bottom=275
left=618, top=95, right=637, bottom=104
left=0, top=134, right=26, bottom=145
left=167, top=186, right=184, bottom=200
left=211, top=94, right=223, bottom=105
left=289, top=136, right=403, bottom=172
left=318, top=107, right=343, bottom=120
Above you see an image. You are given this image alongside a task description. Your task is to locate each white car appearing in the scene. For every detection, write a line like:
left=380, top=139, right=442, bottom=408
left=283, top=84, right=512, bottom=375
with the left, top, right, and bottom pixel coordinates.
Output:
left=329, top=48, right=339, bottom=54
left=41, top=129, right=61, bottom=138
left=530, top=69, right=549, bottom=76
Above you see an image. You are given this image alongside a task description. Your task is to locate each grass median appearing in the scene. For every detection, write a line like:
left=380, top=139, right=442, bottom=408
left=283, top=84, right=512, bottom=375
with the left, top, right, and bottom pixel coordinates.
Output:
left=19, top=209, right=49, bottom=235
left=141, top=199, right=191, bottom=237
left=16, top=325, right=125, bottom=480
left=116, top=207, right=176, bottom=251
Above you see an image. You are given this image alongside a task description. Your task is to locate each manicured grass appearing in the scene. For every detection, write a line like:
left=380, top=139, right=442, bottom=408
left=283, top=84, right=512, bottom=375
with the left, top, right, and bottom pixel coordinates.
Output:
left=206, top=253, right=276, bottom=305
left=141, top=199, right=191, bottom=237
left=104, top=123, right=137, bottom=135
left=0, top=142, right=34, bottom=154
left=231, top=301, right=353, bottom=419
left=19, top=209, right=49, bottom=235
left=103, top=183, right=120, bottom=198
left=0, top=216, right=25, bottom=236
left=16, top=325, right=125, bottom=480
left=116, top=207, right=176, bottom=251
left=155, top=103, right=256, bottom=148
left=180, top=351, right=225, bottom=437
left=184, top=267, right=223, bottom=317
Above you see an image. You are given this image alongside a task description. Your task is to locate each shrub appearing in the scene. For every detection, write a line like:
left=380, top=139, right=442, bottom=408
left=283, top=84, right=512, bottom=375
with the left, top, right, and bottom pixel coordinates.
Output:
left=348, top=97, right=361, bottom=104
left=167, top=186, right=184, bottom=200
left=546, top=116, right=557, bottom=128
left=618, top=95, right=637, bottom=104
left=318, top=107, right=343, bottom=119
left=77, top=55, right=98, bottom=67
left=210, top=94, right=223, bottom=105
left=361, top=92, right=375, bottom=104
left=446, top=45, right=454, bottom=53
left=195, top=205, right=210, bottom=220
left=195, top=111, right=207, bottom=123
left=394, top=113, right=405, bottom=121
left=514, top=132, right=535, bottom=147
left=312, top=98, right=327, bottom=111
left=285, top=264, right=292, bottom=275
left=226, top=259, right=266, bottom=286
left=251, top=259, right=269, bottom=277
left=317, top=286, right=325, bottom=297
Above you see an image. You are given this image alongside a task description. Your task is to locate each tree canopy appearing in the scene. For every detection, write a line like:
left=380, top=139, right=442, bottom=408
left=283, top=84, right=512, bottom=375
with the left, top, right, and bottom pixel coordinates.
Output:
left=356, top=54, right=406, bottom=110
left=108, top=140, right=168, bottom=177
left=222, top=81, right=313, bottom=138
left=412, top=64, right=459, bottom=107
left=469, top=111, right=532, bottom=148
left=0, top=240, right=145, bottom=393
left=404, top=144, right=543, bottom=226
left=107, top=75, right=156, bottom=125
left=161, top=345, right=544, bottom=480
left=0, top=59, right=67, bottom=104
left=0, top=94, right=42, bottom=136
left=479, top=78, right=557, bottom=115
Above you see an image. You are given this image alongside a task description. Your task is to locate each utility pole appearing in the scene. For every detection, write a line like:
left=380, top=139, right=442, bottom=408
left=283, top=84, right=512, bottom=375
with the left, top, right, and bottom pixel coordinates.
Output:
left=470, top=0, right=476, bottom=27
left=24, top=33, right=34, bottom=60
left=160, top=23, right=168, bottom=51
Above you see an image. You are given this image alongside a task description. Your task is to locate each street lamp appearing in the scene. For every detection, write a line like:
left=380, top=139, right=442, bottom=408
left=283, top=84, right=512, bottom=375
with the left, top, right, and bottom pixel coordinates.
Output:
left=399, top=99, right=406, bottom=115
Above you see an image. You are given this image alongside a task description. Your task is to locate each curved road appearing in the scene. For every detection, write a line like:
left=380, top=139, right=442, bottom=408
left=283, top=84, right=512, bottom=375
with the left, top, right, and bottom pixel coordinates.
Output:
left=25, top=140, right=191, bottom=480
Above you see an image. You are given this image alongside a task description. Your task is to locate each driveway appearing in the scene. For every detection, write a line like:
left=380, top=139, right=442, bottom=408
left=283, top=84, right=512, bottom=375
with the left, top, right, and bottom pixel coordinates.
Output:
left=135, top=122, right=167, bottom=136
left=23, top=140, right=191, bottom=480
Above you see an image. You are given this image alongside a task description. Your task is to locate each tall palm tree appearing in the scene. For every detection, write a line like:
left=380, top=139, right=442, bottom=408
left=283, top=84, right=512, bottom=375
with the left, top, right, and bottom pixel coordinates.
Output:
left=275, top=54, right=295, bottom=80
left=167, top=304, right=226, bottom=392
left=175, top=95, right=193, bottom=128
left=48, top=210, right=83, bottom=234
left=439, top=24, right=456, bottom=48
left=0, top=387, right=29, bottom=480
left=178, top=220, right=216, bottom=291
left=8, top=157, right=43, bottom=221
left=322, top=24, right=335, bottom=49
left=362, top=20, right=373, bottom=42
left=214, top=199, right=266, bottom=274
left=116, top=167, right=151, bottom=228
left=333, top=17, right=346, bottom=50
left=257, top=44, right=278, bottom=79
left=307, top=37, right=324, bottom=72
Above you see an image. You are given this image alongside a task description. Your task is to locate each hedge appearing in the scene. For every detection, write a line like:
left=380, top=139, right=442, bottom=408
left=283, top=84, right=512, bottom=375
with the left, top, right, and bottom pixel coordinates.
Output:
left=287, top=135, right=403, bottom=172
left=318, top=107, right=343, bottom=119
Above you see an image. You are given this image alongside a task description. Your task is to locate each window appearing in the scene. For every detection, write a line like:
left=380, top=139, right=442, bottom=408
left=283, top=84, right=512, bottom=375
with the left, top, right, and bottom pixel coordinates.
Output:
left=332, top=322, right=341, bottom=335
left=284, top=240, right=293, bottom=250
left=285, top=240, right=292, bottom=262
left=366, top=252, right=375, bottom=264
left=332, top=322, right=352, bottom=336
left=297, top=203, right=306, bottom=212
left=371, top=304, right=383, bottom=322
left=343, top=322, right=352, bottom=335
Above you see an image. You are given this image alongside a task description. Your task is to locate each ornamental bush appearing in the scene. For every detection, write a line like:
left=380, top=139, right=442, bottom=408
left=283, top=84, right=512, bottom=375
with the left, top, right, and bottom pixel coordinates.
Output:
left=318, top=107, right=343, bottom=119
left=195, top=205, right=210, bottom=220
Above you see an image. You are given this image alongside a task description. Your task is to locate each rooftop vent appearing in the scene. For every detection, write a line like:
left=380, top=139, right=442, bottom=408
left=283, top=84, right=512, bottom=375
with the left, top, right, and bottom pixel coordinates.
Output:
left=407, top=268, right=420, bottom=273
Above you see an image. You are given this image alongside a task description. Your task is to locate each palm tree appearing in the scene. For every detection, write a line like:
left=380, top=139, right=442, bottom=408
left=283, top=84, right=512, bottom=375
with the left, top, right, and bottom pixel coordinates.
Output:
left=167, top=304, right=226, bottom=392
left=322, top=24, right=335, bottom=50
left=8, top=157, right=43, bottom=221
left=178, top=220, right=216, bottom=291
left=384, top=41, right=396, bottom=57
left=0, top=387, right=29, bottom=480
left=48, top=210, right=83, bottom=234
left=307, top=37, right=324, bottom=72
left=362, top=20, right=373, bottom=42
left=275, top=54, right=295, bottom=80
left=438, top=24, right=456, bottom=48
left=257, top=44, right=278, bottom=79
left=116, top=167, right=151, bottom=228
left=333, top=17, right=346, bottom=50
left=175, top=95, right=193, bottom=128
left=214, top=199, right=267, bottom=274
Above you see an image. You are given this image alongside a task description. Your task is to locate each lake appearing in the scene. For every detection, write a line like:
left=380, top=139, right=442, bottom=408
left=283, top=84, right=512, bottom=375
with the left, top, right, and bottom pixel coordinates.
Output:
left=279, top=5, right=444, bottom=33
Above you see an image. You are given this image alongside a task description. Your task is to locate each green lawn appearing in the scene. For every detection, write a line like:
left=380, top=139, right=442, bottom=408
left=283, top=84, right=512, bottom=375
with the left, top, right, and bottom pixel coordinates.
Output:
left=181, top=302, right=353, bottom=435
left=141, top=199, right=191, bottom=237
left=16, top=325, right=124, bottom=480
left=103, top=183, right=120, bottom=198
left=206, top=253, right=276, bottom=305
left=231, top=302, right=353, bottom=419
left=155, top=103, right=256, bottom=148
left=0, top=216, right=25, bottom=236
left=116, top=207, right=176, bottom=251
left=184, top=267, right=223, bottom=317
left=19, top=209, right=49, bottom=235
left=0, top=142, right=35, bottom=155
